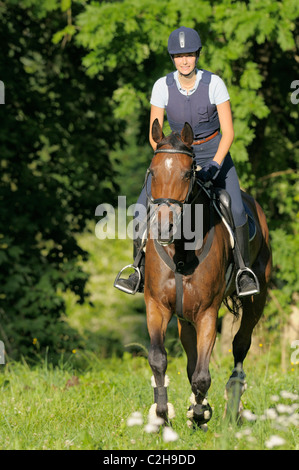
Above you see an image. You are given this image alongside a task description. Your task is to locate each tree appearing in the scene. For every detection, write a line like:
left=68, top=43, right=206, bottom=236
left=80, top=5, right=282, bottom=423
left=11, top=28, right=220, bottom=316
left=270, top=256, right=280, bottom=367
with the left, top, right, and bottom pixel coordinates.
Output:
left=0, top=0, right=123, bottom=360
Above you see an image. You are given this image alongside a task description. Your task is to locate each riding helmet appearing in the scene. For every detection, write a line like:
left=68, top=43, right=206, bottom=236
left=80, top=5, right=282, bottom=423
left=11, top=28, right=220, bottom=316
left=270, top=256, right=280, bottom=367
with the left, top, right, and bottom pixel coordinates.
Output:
left=168, top=26, right=202, bottom=55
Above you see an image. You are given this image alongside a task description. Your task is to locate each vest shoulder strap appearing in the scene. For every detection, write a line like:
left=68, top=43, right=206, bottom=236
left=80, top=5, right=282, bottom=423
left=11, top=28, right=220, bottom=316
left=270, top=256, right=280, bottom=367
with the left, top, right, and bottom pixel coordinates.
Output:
left=200, top=69, right=213, bottom=85
left=166, top=72, right=175, bottom=87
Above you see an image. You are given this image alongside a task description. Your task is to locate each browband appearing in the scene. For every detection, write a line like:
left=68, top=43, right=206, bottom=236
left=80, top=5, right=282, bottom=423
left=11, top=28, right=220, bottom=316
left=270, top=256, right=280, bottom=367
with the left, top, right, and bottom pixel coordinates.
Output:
left=154, top=148, right=194, bottom=158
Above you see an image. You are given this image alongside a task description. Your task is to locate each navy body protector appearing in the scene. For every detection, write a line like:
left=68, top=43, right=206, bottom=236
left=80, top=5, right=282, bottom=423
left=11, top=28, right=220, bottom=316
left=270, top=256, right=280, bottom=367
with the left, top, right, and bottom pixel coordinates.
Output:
left=165, top=70, right=220, bottom=139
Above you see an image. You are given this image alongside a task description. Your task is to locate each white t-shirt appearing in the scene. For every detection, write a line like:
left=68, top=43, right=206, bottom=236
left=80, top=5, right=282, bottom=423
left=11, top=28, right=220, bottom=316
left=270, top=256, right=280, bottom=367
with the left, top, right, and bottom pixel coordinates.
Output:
left=150, top=69, right=230, bottom=108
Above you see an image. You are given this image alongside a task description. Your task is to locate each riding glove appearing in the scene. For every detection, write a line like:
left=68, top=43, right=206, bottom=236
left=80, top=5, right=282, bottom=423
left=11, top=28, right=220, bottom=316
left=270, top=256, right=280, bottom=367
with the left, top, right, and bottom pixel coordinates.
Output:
left=196, top=161, right=220, bottom=183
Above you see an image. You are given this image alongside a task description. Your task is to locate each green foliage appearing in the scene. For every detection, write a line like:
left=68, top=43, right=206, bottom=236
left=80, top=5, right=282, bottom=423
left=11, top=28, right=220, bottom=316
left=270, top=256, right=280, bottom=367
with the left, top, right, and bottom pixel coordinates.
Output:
left=1, top=0, right=298, bottom=360
left=73, top=0, right=298, bottom=170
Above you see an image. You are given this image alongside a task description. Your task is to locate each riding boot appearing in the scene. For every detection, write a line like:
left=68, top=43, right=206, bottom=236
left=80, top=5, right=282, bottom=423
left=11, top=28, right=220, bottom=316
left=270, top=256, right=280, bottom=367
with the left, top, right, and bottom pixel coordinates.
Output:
left=114, top=237, right=145, bottom=294
left=234, top=220, right=260, bottom=297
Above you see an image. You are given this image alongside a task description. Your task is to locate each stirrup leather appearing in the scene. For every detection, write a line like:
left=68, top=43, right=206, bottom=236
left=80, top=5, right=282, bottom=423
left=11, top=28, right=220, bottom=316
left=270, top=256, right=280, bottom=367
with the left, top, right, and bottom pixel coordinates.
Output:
left=235, top=267, right=260, bottom=297
left=114, top=264, right=141, bottom=295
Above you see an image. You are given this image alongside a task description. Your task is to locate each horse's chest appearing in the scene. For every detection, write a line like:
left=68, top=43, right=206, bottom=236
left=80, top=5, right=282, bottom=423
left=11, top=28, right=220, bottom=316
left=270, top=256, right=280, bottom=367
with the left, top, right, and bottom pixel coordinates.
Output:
left=158, top=271, right=215, bottom=317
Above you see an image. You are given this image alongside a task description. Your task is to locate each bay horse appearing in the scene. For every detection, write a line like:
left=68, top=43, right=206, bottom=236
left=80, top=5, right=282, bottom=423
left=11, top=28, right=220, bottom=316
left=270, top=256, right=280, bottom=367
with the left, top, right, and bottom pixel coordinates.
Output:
left=144, top=119, right=272, bottom=427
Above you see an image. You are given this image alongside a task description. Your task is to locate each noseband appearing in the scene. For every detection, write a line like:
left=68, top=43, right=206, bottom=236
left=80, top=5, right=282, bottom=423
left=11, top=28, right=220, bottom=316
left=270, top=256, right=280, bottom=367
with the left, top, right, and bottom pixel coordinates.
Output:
left=145, top=147, right=197, bottom=209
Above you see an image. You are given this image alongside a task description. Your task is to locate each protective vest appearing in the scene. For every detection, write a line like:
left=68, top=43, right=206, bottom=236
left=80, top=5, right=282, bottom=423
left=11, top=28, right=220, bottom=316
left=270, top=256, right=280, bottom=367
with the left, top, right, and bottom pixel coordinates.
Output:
left=165, top=70, right=220, bottom=139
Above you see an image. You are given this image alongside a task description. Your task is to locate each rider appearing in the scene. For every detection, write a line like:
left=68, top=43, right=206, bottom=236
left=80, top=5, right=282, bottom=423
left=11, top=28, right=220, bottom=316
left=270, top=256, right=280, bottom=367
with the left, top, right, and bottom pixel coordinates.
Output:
left=115, top=26, right=259, bottom=297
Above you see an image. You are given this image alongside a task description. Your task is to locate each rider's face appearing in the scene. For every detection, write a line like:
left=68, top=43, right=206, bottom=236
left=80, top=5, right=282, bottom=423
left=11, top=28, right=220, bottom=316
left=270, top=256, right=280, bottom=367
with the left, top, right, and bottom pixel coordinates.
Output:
left=173, top=52, right=197, bottom=76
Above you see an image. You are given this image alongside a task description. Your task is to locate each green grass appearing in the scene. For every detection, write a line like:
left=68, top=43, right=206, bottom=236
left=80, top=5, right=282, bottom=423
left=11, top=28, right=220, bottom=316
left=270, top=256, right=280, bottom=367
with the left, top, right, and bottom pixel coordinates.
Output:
left=0, top=349, right=298, bottom=450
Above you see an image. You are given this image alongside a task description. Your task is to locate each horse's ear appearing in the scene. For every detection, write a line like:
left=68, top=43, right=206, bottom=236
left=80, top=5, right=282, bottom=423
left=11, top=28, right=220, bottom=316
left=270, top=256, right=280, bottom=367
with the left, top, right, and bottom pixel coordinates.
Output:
left=181, top=122, right=194, bottom=147
left=152, top=118, right=165, bottom=144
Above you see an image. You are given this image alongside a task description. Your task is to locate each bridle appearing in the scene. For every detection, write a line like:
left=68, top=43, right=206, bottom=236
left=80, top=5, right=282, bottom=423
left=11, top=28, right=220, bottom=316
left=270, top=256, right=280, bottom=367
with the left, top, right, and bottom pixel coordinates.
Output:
left=145, top=147, right=198, bottom=210
left=144, top=146, right=203, bottom=246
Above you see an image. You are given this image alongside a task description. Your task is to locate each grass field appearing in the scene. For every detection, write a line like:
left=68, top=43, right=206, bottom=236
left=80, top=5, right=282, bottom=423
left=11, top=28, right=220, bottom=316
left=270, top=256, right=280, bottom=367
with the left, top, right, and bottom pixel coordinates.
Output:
left=0, top=229, right=298, bottom=450
left=0, top=348, right=298, bottom=450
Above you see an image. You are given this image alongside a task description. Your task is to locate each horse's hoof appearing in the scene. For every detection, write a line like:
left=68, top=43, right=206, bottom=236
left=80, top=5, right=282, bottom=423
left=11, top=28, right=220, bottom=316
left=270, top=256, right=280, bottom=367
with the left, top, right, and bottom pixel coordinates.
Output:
left=187, top=419, right=209, bottom=432
left=186, top=401, right=212, bottom=427
left=224, top=364, right=247, bottom=422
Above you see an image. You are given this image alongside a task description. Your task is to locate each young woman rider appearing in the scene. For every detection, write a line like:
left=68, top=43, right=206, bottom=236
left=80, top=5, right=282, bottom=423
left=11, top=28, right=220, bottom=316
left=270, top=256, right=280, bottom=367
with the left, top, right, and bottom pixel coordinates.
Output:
left=115, top=26, right=259, bottom=297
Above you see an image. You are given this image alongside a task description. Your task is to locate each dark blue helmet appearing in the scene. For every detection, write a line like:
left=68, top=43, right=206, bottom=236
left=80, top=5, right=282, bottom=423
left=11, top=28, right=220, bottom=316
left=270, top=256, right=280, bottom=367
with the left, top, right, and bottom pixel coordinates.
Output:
left=168, top=26, right=202, bottom=55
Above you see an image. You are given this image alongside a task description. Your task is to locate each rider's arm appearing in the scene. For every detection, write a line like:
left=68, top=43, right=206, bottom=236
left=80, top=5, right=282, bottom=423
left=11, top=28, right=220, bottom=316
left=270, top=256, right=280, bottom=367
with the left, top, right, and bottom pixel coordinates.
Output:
left=213, top=100, right=234, bottom=166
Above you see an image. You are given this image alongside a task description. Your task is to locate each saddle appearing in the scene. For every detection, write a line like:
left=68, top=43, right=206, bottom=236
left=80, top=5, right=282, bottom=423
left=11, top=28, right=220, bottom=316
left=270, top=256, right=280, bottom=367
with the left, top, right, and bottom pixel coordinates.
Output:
left=213, top=187, right=256, bottom=244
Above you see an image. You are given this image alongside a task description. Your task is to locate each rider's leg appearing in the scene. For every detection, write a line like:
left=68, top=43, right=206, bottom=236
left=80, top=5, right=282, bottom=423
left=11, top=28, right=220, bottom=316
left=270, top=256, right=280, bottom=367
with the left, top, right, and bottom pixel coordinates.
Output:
left=114, top=176, right=150, bottom=294
left=234, top=219, right=259, bottom=296
left=114, top=236, right=146, bottom=294
left=213, top=155, right=259, bottom=297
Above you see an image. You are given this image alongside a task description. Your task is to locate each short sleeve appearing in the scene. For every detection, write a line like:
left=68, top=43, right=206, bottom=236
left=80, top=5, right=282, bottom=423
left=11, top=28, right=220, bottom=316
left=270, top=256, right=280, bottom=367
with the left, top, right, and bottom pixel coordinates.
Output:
left=209, top=75, right=230, bottom=106
left=150, top=76, right=168, bottom=108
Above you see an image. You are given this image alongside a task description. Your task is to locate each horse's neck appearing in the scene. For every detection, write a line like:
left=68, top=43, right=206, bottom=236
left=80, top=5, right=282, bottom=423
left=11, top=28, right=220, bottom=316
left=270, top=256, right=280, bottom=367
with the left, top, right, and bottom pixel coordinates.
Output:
left=172, top=191, right=212, bottom=258
left=188, top=187, right=211, bottom=240
left=199, top=191, right=212, bottom=238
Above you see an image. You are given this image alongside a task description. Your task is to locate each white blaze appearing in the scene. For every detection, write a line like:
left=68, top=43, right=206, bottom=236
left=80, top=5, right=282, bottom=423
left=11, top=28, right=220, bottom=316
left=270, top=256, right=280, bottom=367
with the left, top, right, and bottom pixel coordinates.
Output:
left=165, top=158, right=173, bottom=171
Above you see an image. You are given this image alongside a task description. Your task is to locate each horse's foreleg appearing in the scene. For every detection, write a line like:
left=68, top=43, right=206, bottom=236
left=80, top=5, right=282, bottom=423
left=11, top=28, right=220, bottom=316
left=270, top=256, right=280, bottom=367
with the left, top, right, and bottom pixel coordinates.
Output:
left=146, top=298, right=173, bottom=423
left=178, top=319, right=197, bottom=383
left=187, top=309, right=217, bottom=427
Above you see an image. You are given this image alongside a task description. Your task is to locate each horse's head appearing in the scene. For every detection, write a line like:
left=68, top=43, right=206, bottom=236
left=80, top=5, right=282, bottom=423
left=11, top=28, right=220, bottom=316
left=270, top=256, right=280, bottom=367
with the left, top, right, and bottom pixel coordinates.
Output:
left=148, top=119, right=196, bottom=245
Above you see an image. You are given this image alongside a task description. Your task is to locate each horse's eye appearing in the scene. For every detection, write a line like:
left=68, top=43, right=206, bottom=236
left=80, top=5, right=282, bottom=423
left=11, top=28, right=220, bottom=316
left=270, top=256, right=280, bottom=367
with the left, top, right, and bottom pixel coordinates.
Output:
left=183, top=170, right=192, bottom=181
left=149, top=168, right=156, bottom=180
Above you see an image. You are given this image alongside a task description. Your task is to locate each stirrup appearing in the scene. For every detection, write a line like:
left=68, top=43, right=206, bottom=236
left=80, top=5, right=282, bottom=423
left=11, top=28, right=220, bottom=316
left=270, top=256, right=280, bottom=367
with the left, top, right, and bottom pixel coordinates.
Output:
left=114, top=264, right=141, bottom=295
left=235, top=268, right=260, bottom=297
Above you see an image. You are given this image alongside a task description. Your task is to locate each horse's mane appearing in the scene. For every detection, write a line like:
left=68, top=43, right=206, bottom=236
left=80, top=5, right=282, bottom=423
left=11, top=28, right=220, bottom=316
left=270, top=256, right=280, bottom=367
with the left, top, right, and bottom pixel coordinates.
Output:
left=156, top=131, right=192, bottom=154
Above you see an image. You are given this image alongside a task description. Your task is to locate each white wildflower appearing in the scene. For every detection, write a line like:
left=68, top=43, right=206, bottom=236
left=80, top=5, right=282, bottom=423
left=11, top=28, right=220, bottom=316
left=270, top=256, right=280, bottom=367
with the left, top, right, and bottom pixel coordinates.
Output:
left=127, top=411, right=143, bottom=427
left=280, top=391, right=299, bottom=401
left=261, top=408, right=277, bottom=420
left=288, top=413, right=299, bottom=426
left=145, top=408, right=164, bottom=432
left=162, top=426, right=179, bottom=443
left=270, top=395, right=279, bottom=402
left=241, top=409, right=257, bottom=422
left=265, top=435, right=286, bottom=449
left=276, top=404, right=295, bottom=414
left=144, top=423, right=159, bottom=433
left=64, top=439, right=74, bottom=448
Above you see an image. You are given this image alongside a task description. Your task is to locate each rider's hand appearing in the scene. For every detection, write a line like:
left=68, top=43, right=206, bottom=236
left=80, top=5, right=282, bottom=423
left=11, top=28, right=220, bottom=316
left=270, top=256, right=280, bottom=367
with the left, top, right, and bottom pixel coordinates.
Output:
left=196, top=161, right=220, bottom=183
